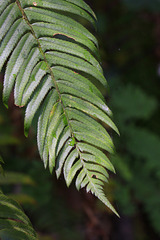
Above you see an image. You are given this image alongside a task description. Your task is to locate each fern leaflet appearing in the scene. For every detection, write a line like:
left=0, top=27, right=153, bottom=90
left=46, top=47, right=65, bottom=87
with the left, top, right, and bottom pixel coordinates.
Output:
left=0, top=190, right=37, bottom=239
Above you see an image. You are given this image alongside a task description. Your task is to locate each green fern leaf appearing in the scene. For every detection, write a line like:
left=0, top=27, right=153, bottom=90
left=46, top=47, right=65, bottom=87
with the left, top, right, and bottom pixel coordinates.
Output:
left=0, top=0, right=119, bottom=216
left=0, top=190, right=37, bottom=239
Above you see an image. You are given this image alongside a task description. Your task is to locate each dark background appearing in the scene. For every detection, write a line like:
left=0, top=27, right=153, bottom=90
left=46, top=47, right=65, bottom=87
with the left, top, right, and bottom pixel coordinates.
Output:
left=0, top=0, right=160, bottom=239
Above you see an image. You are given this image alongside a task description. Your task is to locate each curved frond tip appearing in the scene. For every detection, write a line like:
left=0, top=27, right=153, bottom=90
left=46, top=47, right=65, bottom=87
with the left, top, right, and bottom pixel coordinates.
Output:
left=0, top=0, right=119, bottom=216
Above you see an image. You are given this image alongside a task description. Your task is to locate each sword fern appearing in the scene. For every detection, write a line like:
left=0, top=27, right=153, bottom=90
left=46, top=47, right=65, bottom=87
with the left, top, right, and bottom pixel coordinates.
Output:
left=0, top=0, right=119, bottom=216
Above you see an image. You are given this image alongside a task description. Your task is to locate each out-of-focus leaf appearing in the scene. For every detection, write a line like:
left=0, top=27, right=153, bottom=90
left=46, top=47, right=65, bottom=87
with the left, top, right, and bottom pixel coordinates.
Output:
left=112, top=84, right=157, bottom=123
left=111, top=155, right=132, bottom=181
left=8, top=194, right=37, bottom=205
left=126, top=126, right=160, bottom=171
left=0, top=135, right=20, bottom=145
left=122, top=0, right=160, bottom=12
left=0, top=172, right=35, bottom=186
left=38, top=233, right=56, bottom=240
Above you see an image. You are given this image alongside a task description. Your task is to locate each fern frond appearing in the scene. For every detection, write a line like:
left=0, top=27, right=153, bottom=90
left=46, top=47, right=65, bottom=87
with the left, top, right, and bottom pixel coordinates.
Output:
left=0, top=0, right=119, bottom=216
left=0, top=190, right=37, bottom=239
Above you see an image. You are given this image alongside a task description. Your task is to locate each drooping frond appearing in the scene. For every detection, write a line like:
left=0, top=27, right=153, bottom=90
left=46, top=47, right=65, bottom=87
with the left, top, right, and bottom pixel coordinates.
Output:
left=0, top=190, right=37, bottom=239
left=0, top=0, right=119, bottom=215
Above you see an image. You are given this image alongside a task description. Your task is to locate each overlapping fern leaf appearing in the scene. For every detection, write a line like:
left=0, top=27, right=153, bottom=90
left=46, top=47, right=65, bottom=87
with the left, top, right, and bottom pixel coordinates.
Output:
left=0, top=190, right=37, bottom=239
left=0, top=0, right=119, bottom=215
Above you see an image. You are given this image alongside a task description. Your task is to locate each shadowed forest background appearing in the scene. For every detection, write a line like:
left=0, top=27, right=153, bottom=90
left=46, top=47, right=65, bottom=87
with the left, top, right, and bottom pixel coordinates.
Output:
left=0, top=0, right=160, bottom=239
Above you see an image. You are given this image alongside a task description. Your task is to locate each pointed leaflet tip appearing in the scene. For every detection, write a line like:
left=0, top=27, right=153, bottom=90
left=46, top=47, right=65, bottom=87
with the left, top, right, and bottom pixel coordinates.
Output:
left=66, top=179, right=70, bottom=188
left=116, top=128, right=120, bottom=136
left=49, top=164, right=54, bottom=174
left=113, top=124, right=120, bottom=136
left=100, top=194, right=120, bottom=218
left=93, top=185, right=120, bottom=217
left=3, top=95, right=8, bottom=109
left=24, top=126, right=29, bottom=138
left=3, top=102, right=8, bottom=109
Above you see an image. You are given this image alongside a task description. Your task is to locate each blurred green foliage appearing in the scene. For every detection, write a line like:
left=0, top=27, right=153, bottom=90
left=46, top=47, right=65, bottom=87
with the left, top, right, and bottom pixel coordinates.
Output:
left=122, top=0, right=160, bottom=12
left=93, top=0, right=160, bottom=238
left=110, top=82, right=160, bottom=230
